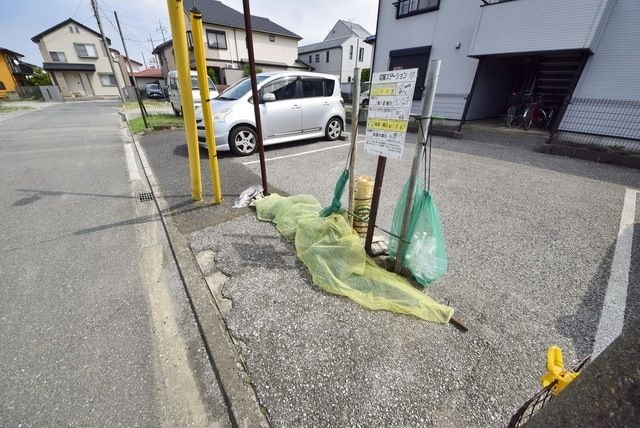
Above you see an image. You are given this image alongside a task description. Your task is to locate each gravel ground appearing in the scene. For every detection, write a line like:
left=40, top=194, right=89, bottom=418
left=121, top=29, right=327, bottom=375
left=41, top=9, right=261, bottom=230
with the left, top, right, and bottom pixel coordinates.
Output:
left=143, top=126, right=640, bottom=426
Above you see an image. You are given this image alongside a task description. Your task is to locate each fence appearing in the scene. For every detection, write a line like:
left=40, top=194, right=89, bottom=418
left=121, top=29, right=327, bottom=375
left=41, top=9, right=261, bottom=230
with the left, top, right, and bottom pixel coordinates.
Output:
left=15, top=86, right=43, bottom=99
left=553, top=98, right=640, bottom=153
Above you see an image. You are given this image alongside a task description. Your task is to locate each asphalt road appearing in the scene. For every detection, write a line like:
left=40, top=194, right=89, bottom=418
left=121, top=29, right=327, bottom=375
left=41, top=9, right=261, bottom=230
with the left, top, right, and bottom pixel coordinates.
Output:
left=0, top=102, right=229, bottom=426
left=140, top=125, right=639, bottom=426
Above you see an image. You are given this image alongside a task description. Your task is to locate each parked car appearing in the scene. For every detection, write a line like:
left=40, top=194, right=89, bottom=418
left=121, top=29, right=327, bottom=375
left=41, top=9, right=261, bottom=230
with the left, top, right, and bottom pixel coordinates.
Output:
left=167, top=70, right=219, bottom=116
left=360, top=89, right=370, bottom=107
left=144, top=83, right=165, bottom=99
left=195, top=71, right=345, bottom=156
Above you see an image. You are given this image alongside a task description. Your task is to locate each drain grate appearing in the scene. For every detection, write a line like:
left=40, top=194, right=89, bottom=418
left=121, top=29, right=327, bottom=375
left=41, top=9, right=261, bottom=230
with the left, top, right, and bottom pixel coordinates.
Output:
left=138, top=192, right=155, bottom=202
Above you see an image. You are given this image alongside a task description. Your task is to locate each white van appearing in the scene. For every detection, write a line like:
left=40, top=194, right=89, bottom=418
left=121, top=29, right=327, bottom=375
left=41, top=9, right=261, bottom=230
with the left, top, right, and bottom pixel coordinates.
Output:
left=167, top=70, right=219, bottom=116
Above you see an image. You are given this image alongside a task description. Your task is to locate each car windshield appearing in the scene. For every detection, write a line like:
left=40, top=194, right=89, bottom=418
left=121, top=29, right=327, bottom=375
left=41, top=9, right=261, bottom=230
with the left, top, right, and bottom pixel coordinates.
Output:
left=147, top=84, right=160, bottom=90
left=217, top=75, right=269, bottom=100
left=191, top=76, right=216, bottom=91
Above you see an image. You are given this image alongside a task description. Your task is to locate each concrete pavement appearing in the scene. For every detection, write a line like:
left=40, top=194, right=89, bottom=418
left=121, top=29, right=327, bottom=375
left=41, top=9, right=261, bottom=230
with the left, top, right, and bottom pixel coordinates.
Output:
left=138, top=126, right=639, bottom=426
left=0, top=102, right=230, bottom=426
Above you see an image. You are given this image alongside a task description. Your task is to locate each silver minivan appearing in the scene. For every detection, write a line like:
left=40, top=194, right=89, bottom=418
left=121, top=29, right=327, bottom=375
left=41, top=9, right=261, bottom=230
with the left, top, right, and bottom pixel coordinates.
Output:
left=195, top=71, right=345, bottom=155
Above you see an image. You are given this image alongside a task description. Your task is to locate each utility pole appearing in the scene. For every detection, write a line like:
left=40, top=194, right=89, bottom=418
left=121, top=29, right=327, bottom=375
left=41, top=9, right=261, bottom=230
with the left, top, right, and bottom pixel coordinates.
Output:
left=140, top=51, right=147, bottom=68
left=148, top=35, right=159, bottom=69
left=114, top=11, right=147, bottom=127
left=157, top=20, right=167, bottom=43
left=90, top=0, right=124, bottom=101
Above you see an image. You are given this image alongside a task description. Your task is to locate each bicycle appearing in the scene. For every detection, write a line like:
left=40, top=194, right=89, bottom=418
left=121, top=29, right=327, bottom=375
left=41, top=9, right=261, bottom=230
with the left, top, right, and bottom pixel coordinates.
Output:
left=504, top=91, right=533, bottom=128
left=521, top=96, right=557, bottom=130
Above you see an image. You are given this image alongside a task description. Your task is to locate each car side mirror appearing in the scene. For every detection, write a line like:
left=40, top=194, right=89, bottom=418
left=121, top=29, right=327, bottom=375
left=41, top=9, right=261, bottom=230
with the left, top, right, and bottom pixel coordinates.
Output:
left=262, top=92, right=276, bottom=103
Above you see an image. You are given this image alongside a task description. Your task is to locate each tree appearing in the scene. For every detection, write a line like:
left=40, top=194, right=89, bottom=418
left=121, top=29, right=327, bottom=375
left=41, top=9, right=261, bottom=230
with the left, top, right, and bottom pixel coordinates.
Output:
left=360, top=68, right=371, bottom=84
left=243, top=63, right=263, bottom=77
left=29, top=67, right=52, bottom=86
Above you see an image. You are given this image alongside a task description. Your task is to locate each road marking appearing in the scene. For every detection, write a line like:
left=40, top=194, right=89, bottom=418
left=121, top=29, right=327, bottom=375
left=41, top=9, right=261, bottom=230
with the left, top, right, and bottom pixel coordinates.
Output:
left=124, top=143, right=141, bottom=182
left=242, top=141, right=362, bottom=165
left=592, top=188, right=637, bottom=357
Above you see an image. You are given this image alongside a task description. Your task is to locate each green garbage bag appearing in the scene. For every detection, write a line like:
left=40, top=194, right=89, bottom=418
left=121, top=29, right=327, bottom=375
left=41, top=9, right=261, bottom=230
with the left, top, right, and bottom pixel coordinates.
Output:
left=389, top=179, right=448, bottom=286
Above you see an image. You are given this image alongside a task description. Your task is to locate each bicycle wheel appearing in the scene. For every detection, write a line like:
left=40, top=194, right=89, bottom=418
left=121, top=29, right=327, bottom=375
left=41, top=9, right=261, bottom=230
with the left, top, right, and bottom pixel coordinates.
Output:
left=522, top=108, right=533, bottom=130
left=505, top=106, right=517, bottom=128
left=531, top=108, right=547, bottom=128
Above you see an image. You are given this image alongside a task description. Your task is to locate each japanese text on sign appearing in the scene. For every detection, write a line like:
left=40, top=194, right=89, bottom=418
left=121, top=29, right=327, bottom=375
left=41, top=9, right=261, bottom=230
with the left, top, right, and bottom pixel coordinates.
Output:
left=364, top=68, right=418, bottom=160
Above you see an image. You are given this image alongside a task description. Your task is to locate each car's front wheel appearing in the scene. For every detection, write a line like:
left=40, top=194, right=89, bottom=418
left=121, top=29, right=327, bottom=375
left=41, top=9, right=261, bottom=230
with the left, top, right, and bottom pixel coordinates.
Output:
left=229, top=125, right=258, bottom=156
left=325, top=117, right=343, bottom=141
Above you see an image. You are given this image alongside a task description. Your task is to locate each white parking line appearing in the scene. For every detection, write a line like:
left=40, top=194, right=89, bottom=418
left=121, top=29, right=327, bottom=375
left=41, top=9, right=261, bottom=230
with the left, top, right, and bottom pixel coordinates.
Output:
left=242, top=140, right=362, bottom=165
left=592, top=188, right=638, bottom=357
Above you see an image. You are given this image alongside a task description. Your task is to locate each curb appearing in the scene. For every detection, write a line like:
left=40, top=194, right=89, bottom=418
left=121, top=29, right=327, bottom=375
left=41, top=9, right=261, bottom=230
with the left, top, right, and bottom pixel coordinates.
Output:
left=129, top=132, right=270, bottom=427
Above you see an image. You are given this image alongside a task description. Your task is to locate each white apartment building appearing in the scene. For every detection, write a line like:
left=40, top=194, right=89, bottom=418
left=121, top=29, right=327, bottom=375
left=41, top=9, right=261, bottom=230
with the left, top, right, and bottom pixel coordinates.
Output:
left=373, top=0, right=640, bottom=145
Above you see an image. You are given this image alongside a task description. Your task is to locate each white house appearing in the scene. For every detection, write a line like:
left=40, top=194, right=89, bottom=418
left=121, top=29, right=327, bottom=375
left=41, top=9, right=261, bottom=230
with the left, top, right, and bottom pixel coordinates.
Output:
left=31, top=18, right=125, bottom=98
left=373, top=0, right=640, bottom=146
left=153, top=0, right=308, bottom=86
left=298, top=20, right=373, bottom=87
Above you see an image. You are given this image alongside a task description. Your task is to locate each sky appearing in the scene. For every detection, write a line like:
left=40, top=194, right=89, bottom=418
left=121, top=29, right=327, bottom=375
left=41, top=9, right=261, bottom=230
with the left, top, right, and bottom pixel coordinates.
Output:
left=0, top=0, right=379, bottom=68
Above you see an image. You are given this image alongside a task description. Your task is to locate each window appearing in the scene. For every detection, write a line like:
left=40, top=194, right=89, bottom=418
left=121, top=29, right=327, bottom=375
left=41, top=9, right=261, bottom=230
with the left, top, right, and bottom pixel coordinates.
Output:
left=269, top=35, right=275, bottom=42
left=308, top=55, right=312, bottom=63
left=75, top=26, right=80, bottom=33
left=50, top=51, right=67, bottom=63
left=348, top=76, right=351, bottom=83
left=0, top=81, right=5, bottom=90
left=74, top=43, right=98, bottom=58
left=206, top=30, right=227, bottom=49
left=326, top=51, right=330, bottom=63
left=69, top=25, right=74, bottom=33
left=358, top=47, right=364, bottom=62
left=186, top=31, right=193, bottom=50
left=315, top=54, right=320, bottom=63
left=99, top=73, right=117, bottom=86
left=349, top=45, right=353, bottom=60
left=169, top=76, right=178, bottom=90
left=301, top=78, right=324, bottom=98
left=261, top=77, right=298, bottom=101
left=396, top=0, right=440, bottom=18
left=324, top=78, right=335, bottom=95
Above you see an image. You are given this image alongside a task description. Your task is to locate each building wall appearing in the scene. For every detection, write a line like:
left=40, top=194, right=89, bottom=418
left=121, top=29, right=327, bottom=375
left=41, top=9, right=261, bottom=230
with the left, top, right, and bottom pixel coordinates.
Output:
left=37, top=24, right=121, bottom=97
left=339, top=36, right=373, bottom=84
left=373, top=0, right=480, bottom=96
left=469, top=0, right=613, bottom=56
left=185, top=23, right=300, bottom=69
left=0, top=52, right=18, bottom=95
left=302, top=47, right=342, bottom=77
left=559, top=0, right=640, bottom=138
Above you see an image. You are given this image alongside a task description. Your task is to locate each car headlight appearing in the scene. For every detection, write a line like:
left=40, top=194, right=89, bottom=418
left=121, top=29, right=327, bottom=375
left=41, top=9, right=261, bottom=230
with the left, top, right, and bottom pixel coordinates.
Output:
left=213, top=108, right=232, bottom=122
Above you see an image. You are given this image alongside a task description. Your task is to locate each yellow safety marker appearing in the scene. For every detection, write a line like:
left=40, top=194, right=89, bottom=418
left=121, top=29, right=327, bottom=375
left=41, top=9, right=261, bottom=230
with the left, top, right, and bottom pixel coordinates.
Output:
left=541, top=346, right=581, bottom=396
left=166, top=0, right=202, bottom=201
left=190, top=9, right=222, bottom=204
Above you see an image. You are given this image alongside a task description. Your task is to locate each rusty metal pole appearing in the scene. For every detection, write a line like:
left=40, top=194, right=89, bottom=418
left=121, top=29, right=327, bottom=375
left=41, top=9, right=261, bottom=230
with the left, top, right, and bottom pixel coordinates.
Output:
left=242, top=0, right=269, bottom=195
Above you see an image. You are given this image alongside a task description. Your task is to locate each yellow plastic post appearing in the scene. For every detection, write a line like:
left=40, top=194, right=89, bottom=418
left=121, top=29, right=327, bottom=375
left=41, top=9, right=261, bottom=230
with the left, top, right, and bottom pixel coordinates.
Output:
left=166, top=0, right=202, bottom=201
left=190, top=8, right=222, bottom=204
left=353, top=175, right=374, bottom=237
left=541, top=346, right=581, bottom=396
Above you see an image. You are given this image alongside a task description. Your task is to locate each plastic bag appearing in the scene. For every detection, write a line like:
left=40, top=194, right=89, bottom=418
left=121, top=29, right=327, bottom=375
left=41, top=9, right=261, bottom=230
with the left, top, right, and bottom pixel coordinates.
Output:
left=404, top=190, right=447, bottom=284
left=233, top=185, right=263, bottom=208
left=389, top=179, right=447, bottom=286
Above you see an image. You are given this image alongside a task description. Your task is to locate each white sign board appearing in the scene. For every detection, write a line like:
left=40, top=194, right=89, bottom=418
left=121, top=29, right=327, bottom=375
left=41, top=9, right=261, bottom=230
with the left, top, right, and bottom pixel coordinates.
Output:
left=363, top=68, right=418, bottom=160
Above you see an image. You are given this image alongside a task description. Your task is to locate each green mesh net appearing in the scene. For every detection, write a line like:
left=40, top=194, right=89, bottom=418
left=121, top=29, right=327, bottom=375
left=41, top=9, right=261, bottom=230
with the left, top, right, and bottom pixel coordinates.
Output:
left=255, top=194, right=453, bottom=324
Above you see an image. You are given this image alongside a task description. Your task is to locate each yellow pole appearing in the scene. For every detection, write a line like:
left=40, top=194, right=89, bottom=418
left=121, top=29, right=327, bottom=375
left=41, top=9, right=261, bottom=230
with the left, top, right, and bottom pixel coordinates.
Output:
left=166, top=0, right=202, bottom=201
left=190, top=8, right=222, bottom=204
